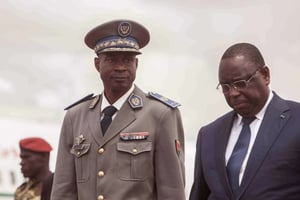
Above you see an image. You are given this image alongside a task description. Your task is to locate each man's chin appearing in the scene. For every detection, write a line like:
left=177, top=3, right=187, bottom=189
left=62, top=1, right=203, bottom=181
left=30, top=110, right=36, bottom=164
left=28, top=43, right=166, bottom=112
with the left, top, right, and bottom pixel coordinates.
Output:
left=111, top=83, right=131, bottom=92
left=233, top=104, right=251, bottom=116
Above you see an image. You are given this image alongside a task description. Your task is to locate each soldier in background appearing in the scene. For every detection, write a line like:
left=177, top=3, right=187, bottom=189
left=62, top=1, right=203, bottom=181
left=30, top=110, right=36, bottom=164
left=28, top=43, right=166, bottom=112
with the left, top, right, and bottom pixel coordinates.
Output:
left=15, top=137, right=53, bottom=200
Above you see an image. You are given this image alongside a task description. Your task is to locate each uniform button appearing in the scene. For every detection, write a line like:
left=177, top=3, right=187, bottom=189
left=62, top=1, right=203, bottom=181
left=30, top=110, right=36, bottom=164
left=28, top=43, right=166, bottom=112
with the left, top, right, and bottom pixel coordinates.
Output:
left=98, top=148, right=104, bottom=154
left=98, top=171, right=104, bottom=177
left=97, top=195, right=104, bottom=200
left=132, top=148, right=138, bottom=154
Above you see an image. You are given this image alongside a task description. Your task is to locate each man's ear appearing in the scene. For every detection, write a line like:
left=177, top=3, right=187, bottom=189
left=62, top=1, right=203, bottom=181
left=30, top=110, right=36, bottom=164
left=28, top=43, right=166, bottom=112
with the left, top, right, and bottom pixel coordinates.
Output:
left=261, top=65, right=270, bottom=85
left=135, top=58, right=138, bottom=69
left=94, top=57, right=100, bottom=72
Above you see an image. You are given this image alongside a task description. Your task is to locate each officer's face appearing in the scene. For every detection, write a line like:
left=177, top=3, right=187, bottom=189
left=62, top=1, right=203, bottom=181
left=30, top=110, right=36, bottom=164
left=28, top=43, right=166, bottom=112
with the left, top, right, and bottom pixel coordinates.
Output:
left=19, top=149, right=47, bottom=179
left=218, top=55, right=270, bottom=117
left=95, top=52, right=138, bottom=96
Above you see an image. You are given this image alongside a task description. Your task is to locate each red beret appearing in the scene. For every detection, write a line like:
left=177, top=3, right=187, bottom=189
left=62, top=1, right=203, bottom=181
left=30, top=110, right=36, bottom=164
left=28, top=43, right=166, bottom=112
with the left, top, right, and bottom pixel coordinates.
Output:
left=19, top=137, right=52, bottom=153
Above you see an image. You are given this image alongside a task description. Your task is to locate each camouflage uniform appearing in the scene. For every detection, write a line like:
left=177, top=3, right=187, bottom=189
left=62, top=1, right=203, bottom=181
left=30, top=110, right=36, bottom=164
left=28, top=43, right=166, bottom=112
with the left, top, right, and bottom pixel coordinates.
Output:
left=14, top=179, right=41, bottom=200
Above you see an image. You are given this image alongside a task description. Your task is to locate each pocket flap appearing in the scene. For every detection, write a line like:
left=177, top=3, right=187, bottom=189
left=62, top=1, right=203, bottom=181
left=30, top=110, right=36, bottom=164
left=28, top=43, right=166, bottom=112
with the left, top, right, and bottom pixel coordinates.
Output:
left=117, top=142, right=152, bottom=155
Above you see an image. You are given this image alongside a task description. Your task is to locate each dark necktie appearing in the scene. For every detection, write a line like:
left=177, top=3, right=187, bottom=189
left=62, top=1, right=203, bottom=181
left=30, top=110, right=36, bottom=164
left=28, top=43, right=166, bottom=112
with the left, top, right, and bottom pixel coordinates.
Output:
left=101, top=106, right=117, bottom=135
left=227, top=117, right=255, bottom=196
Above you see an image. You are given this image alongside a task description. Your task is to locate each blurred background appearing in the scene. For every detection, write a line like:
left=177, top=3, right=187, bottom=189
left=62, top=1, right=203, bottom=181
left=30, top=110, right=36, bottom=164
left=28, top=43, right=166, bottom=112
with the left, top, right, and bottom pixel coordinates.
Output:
left=1, top=0, right=300, bottom=198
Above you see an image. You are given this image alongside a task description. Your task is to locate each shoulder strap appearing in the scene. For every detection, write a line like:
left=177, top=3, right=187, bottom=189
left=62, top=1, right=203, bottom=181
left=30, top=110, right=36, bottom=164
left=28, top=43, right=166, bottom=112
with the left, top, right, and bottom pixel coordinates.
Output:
left=64, top=93, right=95, bottom=110
left=148, top=92, right=181, bottom=108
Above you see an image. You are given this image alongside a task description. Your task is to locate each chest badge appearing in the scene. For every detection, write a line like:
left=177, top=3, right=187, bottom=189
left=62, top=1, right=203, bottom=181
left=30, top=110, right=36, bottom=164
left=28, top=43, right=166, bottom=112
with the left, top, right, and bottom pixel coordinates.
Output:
left=120, top=132, right=149, bottom=141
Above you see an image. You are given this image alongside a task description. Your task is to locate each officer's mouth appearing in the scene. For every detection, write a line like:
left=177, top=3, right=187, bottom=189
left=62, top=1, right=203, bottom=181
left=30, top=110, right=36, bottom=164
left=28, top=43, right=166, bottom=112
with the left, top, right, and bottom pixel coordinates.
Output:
left=112, top=76, right=128, bottom=82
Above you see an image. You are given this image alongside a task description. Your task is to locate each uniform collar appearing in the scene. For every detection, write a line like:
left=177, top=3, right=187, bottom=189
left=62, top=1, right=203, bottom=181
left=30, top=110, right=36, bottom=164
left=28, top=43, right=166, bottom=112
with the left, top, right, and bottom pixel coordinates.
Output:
left=101, top=84, right=135, bottom=111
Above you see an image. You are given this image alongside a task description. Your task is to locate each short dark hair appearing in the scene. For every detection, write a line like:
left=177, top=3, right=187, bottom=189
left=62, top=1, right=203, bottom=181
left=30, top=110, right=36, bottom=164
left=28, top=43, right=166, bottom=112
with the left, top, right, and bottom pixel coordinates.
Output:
left=221, top=43, right=265, bottom=67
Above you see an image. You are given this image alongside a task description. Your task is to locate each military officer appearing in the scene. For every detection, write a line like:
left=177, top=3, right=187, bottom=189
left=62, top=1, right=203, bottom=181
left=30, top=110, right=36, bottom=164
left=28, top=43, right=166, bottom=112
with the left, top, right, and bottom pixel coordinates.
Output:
left=15, top=137, right=53, bottom=200
left=50, top=19, right=186, bottom=200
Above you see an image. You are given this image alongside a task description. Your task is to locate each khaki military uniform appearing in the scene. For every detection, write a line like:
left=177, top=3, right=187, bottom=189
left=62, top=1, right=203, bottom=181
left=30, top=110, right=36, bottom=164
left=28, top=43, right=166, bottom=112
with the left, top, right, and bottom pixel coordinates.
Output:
left=15, top=179, right=41, bottom=200
left=51, top=86, right=185, bottom=200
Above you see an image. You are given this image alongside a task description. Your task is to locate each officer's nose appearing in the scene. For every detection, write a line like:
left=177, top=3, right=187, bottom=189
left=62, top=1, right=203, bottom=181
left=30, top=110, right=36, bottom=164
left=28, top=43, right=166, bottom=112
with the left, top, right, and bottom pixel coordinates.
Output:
left=114, top=62, right=127, bottom=71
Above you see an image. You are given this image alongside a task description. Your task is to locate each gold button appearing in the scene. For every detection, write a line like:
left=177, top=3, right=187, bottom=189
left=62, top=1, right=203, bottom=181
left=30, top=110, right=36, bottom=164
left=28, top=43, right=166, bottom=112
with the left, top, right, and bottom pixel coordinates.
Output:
left=97, top=195, right=104, bottom=200
left=98, top=148, right=104, bottom=154
left=132, top=148, right=137, bottom=154
left=98, top=171, right=104, bottom=177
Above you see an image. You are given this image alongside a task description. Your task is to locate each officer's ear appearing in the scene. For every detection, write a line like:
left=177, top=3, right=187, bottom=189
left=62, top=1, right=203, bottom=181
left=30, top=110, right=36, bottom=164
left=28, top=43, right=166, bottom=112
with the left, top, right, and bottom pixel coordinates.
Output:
left=135, top=58, right=138, bottom=69
left=94, top=57, right=100, bottom=72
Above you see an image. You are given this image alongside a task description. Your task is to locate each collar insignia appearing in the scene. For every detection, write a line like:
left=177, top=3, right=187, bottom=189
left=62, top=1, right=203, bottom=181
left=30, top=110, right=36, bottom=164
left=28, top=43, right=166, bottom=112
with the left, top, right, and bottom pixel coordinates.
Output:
left=128, top=93, right=143, bottom=109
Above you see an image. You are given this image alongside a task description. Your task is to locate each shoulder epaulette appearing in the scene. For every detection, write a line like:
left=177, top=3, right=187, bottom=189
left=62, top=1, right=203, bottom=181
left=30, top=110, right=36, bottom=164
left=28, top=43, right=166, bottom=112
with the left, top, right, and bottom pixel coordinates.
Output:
left=148, top=92, right=181, bottom=108
left=64, top=93, right=95, bottom=110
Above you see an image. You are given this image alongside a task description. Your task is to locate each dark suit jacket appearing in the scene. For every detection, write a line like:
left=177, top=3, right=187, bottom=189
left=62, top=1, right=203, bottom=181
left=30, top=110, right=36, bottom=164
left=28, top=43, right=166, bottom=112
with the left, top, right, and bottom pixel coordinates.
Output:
left=189, top=92, right=300, bottom=200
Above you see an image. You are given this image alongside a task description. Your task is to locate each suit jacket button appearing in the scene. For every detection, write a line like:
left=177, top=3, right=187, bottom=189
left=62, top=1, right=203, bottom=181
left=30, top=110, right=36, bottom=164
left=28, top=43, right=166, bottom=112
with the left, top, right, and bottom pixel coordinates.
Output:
left=98, top=171, right=104, bottom=177
left=97, top=195, right=104, bottom=200
left=132, top=148, right=138, bottom=154
left=98, top=148, right=105, bottom=154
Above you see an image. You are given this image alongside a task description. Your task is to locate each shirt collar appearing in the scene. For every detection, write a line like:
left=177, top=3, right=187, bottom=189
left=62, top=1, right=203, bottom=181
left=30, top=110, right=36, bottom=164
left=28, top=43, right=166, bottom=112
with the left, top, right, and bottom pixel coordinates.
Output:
left=255, top=89, right=273, bottom=120
left=101, top=85, right=135, bottom=112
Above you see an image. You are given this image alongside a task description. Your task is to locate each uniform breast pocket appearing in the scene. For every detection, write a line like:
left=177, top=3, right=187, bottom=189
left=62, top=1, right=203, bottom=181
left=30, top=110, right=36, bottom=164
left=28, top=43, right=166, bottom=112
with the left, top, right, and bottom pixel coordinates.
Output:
left=70, top=143, right=91, bottom=182
left=117, top=142, right=153, bottom=181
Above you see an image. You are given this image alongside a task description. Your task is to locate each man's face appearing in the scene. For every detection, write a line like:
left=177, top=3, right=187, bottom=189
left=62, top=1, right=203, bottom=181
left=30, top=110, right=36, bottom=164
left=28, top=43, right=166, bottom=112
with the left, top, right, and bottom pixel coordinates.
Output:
left=218, top=55, right=270, bottom=117
left=19, top=149, right=46, bottom=179
left=94, top=52, right=138, bottom=96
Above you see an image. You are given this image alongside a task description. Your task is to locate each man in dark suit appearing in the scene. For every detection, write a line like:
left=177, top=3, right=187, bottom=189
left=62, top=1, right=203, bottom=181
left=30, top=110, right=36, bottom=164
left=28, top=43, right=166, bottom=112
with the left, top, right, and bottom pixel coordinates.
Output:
left=51, top=19, right=185, bottom=200
left=189, top=43, right=300, bottom=200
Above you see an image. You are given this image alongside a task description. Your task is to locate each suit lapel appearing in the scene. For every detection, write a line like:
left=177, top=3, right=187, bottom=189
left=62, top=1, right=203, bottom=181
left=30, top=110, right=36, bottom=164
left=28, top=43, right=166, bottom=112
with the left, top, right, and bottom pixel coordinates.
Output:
left=100, top=86, right=144, bottom=146
left=88, top=95, right=104, bottom=145
left=238, top=93, right=291, bottom=198
left=87, top=93, right=137, bottom=146
left=100, top=102, right=136, bottom=146
left=215, top=112, right=236, bottom=197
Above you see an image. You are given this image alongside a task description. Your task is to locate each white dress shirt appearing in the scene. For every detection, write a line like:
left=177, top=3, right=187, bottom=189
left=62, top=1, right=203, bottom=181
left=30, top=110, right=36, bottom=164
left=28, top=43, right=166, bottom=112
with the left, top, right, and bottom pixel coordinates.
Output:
left=101, top=85, right=135, bottom=120
left=225, top=90, right=273, bottom=185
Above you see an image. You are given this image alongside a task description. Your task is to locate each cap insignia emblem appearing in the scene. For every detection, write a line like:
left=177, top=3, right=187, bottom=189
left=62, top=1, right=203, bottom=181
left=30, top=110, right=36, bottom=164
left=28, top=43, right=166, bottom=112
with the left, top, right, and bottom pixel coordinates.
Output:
left=118, top=21, right=132, bottom=37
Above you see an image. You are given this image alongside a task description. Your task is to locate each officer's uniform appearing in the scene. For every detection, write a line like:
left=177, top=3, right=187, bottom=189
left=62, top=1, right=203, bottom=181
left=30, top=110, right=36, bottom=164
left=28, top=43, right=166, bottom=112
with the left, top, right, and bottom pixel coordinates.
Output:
left=14, top=137, right=53, bottom=200
left=51, top=19, right=185, bottom=200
